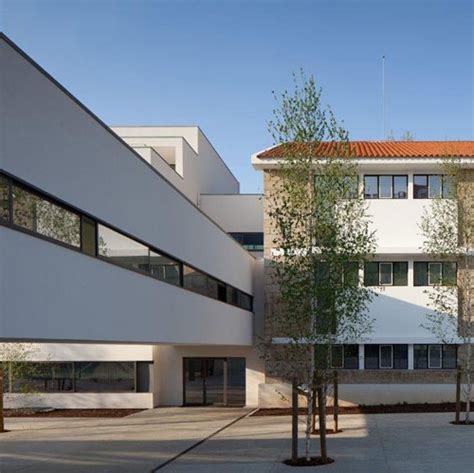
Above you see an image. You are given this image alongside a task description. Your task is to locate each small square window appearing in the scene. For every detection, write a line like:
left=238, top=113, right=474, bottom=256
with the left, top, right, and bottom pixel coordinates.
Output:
left=428, top=345, right=442, bottom=369
left=379, top=263, right=393, bottom=285
left=379, top=345, right=393, bottom=369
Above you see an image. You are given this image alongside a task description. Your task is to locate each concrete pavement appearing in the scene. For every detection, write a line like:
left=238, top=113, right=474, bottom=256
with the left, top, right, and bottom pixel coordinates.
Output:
left=1, top=410, right=473, bottom=472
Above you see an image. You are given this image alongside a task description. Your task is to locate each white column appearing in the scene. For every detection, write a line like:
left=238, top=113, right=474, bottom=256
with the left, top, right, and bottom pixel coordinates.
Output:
left=408, top=260, right=414, bottom=287
left=358, top=344, right=365, bottom=370
left=408, top=344, right=414, bottom=370
left=408, top=173, right=414, bottom=199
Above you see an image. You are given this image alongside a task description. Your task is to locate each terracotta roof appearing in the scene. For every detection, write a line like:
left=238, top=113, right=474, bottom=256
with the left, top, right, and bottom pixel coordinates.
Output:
left=257, top=141, right=474, bottom=159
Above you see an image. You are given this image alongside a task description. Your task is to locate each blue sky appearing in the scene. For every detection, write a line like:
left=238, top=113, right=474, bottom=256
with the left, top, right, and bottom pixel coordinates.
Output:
left=1, top=0, right=473, bottom=193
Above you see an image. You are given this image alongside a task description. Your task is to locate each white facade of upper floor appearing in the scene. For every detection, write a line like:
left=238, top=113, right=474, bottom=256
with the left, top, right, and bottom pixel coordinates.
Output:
left=0, top=34, right=257, bottom=346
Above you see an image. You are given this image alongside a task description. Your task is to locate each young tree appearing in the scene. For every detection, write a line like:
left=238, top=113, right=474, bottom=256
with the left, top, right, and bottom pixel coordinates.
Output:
left=0, top=343, right=38, bottom=432
left=420, top=158, right=473, bottom=424
left=261, top=72, right=377, bottom=464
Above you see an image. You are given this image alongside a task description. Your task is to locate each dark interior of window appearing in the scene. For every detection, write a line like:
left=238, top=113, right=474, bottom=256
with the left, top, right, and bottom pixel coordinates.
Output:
left=364, top=175, right=407, bottom=199
left=229, top=232, right=263, bottom=251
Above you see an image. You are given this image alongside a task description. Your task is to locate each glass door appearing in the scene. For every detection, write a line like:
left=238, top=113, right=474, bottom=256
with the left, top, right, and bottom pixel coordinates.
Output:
left=183, top=358, right=205, bottom=405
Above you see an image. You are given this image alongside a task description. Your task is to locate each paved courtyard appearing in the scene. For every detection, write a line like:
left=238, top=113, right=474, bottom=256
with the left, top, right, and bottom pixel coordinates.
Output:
left=1, top=409, right=473, bottom=472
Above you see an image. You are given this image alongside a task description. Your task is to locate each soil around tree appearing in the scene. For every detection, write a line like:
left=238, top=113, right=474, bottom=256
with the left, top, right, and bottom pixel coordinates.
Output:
left=252, top=402, right=468, bottom=416
left=4, top=408, right=144, bottom=418
left=283, top=457, right=335, bottom=467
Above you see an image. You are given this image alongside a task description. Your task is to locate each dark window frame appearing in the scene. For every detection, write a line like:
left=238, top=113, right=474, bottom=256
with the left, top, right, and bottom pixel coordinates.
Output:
left=414, top=261, right=458, bottom=287
left=413, top=174, right=451, bottom=199
left=363, top=175, right=408, bottom=200
left=364, top=262, right=408, bottom=287
left=0, top=172, right=253, bottom=312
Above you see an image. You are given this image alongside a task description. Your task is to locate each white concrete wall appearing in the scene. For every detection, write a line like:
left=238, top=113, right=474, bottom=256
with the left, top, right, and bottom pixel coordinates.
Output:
left=18, top=343, right=154, bottom=361
left=0, top=38, right=253, bottom=296
left=5, top=392, right=154, bottom=409
left=0, top=227, right=253, bottom=345
left=199, top=194, right=263, bottom=233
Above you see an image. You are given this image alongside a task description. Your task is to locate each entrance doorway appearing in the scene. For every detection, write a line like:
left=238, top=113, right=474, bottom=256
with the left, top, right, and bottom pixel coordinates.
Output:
left=183, top=357, right=245, bottom=406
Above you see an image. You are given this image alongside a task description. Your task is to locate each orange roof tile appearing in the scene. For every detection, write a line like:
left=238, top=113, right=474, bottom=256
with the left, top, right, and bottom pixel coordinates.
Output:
left=257, top=141, right=474, bottom=159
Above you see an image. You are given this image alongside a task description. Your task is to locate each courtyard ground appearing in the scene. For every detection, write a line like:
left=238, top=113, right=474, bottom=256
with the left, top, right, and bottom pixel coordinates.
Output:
left=1, top=408, right=473, bottom=472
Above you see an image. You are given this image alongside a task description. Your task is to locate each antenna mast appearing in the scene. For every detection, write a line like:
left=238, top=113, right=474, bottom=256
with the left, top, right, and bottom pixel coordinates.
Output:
left=382, top=55, right=386, bottom=140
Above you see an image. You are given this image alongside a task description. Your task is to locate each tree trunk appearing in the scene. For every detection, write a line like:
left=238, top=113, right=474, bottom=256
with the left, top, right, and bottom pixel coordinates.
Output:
left=333, top=371, right=339, bottom=432
left=292, top=379, right=298, bottom=463
left=0, top=364, right=4, bottom=433
left=305, top=389, right=312, bottom=461
left=317, top=385, right=328, bottom=462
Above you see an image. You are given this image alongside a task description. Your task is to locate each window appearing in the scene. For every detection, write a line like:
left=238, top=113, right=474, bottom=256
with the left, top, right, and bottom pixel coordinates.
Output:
left=12, top=185, right=80, bottom=248
left=428, top=345, right=442, bottom=369
left=414, top=345, right=457, bottom=369
left=414, top=262, right=457, bottom=286
left=379, top=262, right=393, bottom=285
left=331, top=345, right=344, bottom=368
left=183, top=265, right=209, bottom=296
left=75, top=362, right=135, bottom=392
left=98, top=224, right=148, bottom=271
left=229, top=233, right=263, bottom=252
left=0, top=175, right=9, bottom=221
left=364, top=175, right=407, bottom=199
left=379, top=345, right=393, bottom=369
left=414, top=175, right=451, bottom=199
left=331, top=345, right=359, bottom=369
left=364, top=262, right=408, bottom=286
left=150, top=250, right=181, bottom=286
left=365, top=345, right=407, bottom=369
left=12, top=362, right=74, bottom=393
left=81, top=215, right=96, bottom=256
left=343, top=176, right=359, bottom=199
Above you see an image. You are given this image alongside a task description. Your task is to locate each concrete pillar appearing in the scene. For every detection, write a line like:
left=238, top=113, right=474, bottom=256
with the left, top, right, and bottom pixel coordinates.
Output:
left=408, top=344, right=414, bottom=370
left=358, top=344, right=365, bottom=370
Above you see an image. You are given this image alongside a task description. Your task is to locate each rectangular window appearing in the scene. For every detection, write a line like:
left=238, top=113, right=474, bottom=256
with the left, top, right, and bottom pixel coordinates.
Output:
left=364, top=262, right=379, bottom=286
left=379, top=345, right=393, bottom=369
left=227, top=286, right=238, bottom=306
left=379, top=262, right=393, bottom=285
left=238, top=292, right=252, bottom=311
left=428, top=345, right=442, bottom=369
left=393, top=262, right=408, bottom=286
left=75, top=362, right=135, bottom=392
left=414, top=175, right=449, bottom=199
left=393, top=345, right=408, bottom=369
left=343, top=345, right=359, bottom=369
left=442, top=345, right=457, bottom=369
left=364, top=345, right=380, bottom=369
left=364, top=175, right=407, bottom=199
left=414, top=344, right=428, bottom=369
left=149, top=250, right=181, bottom=286
left=415, top=262, right=457, bottom=286
left=12, top=362, right=74, bottom=393
left=183, top=265, right=209, bottom=296
left=12, top=185, right=80, bottom=248
left=0, top=175, right=10, bottom=222
left=331, top=345, right=344, bottom=369
left=229, top=233, right=263, bottom=252
left=81, top=215, right=96, bottom=256
left=98, top=224, right=149, bottom=272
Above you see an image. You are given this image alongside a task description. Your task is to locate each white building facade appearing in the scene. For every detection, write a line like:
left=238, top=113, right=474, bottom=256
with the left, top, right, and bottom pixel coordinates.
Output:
left=1, top=34, right=473, bottom=409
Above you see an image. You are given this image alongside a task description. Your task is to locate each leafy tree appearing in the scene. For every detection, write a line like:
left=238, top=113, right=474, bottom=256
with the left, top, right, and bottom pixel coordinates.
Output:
left=261, top=71, right=377, bottom=464
left=0, top=343, right=38, bottom=432
left=420, top=157, right=473, bottom=424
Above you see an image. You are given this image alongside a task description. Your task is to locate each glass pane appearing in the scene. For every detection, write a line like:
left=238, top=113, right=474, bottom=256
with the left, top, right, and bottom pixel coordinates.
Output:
left=227, top=358, right=246, bottom=406
left=184, top=359, right=204, bottom=405
left=379, top=176, right=392, bottom=199
left=205, top=359, right=225, bottom=405
left=364, top=176, right=378, bottom=199
left=97, top=224, right=149, bottom=271
left=442, top=345, right=457, bottom=369
left=183, top=265, right=208, bottom=296
left=343, top=176, right=359, bottom=199
left=380, top=345, right=393, bottom=368
left=393, top=345, right=408, bottom=369
left=344, top=345, right=359, bottom=369
left=81, top=216, right=96, bottom=256
left=379, top=263, right=393, bottom=285
left=12, top=362, right=73, bottom=393
left=227, top=286, right=238, bottom=305
left=393, top=262, right=408, bottom=286
left=414, top=345, right=428, bottom=369
left=331, top=345, right=343, bottom=368
left=343, top=262, right=359, bottom=286
left=12, top=185, right=80, bottom=247
left=414, top=175, right=428, bottom=199
left=150, top=251, right=180, bottom=286
left=414, top=262, right=428, bottom=286
left=237, top=292, right=252, bottom=311
left=428, top=262, right=442, bottom=285
left=0, top=175, right=9, bottom=221
left=393, top=176, right=408, bottom=199
left=442, top=176, right=454, bottom=198
left=428, top=345, right=442, bottom=369
left=364, top=262, right=379, bottom=286
left=364, top=345, right=379, bottom=369
left=428, top=175, right=442, bottom=199
left=217, top=283, right=227, bottom=302
left=442, top=262, right=457, bottom=286
left=75, top=362, right=135, bottom=392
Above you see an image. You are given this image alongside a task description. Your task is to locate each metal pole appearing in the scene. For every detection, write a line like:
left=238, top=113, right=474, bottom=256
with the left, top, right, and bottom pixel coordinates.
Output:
left=334, top=370, right=339, bottom=432
left=455, top=366, right=461, bottom=423
left=292, top=379, right=298, bottom=463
